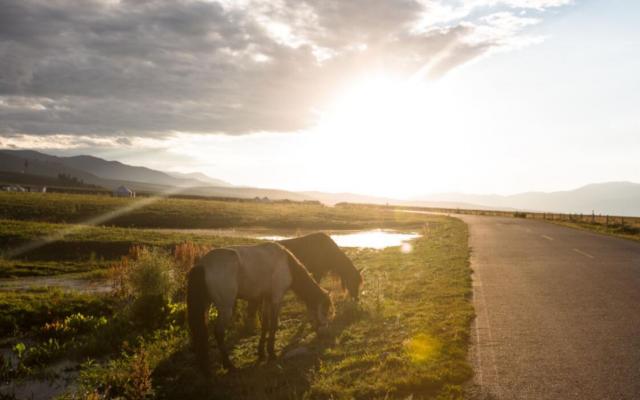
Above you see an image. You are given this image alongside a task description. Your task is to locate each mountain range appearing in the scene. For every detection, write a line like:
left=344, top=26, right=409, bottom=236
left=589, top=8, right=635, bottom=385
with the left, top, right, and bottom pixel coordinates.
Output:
left=1, top=149, right=639, bottom=216
left=415, top=182, right=640, bottom=217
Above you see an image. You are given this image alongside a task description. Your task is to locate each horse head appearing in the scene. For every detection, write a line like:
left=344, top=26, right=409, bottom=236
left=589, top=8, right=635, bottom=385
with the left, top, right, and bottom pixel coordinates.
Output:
left=340, top=257, right=364, bottom=301
left=310, top=288, right=334, bottom=335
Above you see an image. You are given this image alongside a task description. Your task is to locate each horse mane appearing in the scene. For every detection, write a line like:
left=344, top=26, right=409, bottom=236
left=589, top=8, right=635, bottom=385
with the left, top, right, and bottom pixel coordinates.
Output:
left=278, top=243, right=330, bottom=308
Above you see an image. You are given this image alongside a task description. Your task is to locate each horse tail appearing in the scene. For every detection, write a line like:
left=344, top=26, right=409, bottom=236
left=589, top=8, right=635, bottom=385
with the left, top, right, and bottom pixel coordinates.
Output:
left=187, top=263, right=210, bottom=372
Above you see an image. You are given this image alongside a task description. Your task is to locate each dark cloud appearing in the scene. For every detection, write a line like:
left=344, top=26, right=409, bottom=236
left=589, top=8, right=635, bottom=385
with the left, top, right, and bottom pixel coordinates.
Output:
left=0, top=0, right=562, bottom=138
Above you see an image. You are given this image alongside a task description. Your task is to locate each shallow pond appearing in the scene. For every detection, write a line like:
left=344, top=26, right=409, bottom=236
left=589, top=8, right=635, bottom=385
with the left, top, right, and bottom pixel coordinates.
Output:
left=150, top=228, right=420, bottom=249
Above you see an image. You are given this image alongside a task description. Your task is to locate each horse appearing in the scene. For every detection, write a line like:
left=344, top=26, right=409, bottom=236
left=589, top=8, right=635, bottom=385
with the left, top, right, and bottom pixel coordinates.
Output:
left=280, top=233, right=363, bottom=299
left=186, top=242, right=333, bottom=371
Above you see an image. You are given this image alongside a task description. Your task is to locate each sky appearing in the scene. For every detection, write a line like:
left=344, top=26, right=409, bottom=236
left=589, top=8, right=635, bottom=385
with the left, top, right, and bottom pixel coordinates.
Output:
left=1, top=0, right=639, bottom=199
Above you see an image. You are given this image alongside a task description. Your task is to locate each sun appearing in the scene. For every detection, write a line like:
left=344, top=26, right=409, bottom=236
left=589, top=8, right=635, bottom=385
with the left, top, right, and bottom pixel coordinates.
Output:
left=305, top=73, right=459, bottom=198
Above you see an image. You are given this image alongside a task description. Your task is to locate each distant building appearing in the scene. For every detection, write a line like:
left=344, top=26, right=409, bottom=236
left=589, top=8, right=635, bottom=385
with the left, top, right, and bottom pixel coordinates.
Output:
left=1, top=184, right=26, bottom=192
left=113, top=186, right=136, bottom=198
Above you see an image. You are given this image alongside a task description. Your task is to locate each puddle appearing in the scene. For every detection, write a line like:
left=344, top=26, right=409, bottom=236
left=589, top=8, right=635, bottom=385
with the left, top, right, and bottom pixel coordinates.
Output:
left=323, top=230, right=419, bottom=249
left=0, top=359, right=79, bottom=400
left=150, top=228, right=420, bottom=249
left=245, top=229, right=420, bottom=249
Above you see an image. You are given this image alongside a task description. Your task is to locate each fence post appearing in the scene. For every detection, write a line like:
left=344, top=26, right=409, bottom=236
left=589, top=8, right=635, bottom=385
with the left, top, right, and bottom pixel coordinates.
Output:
left=606, top=215, right=609, bottom=227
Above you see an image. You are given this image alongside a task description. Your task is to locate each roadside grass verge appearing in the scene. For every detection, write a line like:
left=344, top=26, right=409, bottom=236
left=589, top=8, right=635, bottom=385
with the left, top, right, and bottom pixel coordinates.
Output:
left=67, top=215, right=473, bottom=399
left=549, top=220, right=640, bottom=243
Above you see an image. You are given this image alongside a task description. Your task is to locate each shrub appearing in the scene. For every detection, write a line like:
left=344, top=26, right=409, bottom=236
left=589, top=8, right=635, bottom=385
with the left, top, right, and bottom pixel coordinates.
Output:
left=126, top=247, right=175, bottom=299
left=110, top=246, right=178, bottom=327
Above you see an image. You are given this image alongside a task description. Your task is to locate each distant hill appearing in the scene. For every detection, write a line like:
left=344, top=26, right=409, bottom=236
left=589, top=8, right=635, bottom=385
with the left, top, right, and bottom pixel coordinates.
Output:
left=2, top=150, right=638, bottom=215
left=301, top=191, right=509, bottom=210
left=416, top=182, right=640, bottom=217
left=0, top=149, right=311, bottom=201
left=0, top=150, right=227, bottom=188
left=166, top=171, right=231, bottom=187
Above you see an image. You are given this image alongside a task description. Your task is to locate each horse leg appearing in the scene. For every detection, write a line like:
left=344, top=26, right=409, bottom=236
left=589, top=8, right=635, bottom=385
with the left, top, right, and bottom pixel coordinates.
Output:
left=267, top=301, right=281, bottom=361
left=214, top=306, right=235, bottom=370
left=257, top=298, right=270, bottom=360
left=245, top=299, right=259, bottom=333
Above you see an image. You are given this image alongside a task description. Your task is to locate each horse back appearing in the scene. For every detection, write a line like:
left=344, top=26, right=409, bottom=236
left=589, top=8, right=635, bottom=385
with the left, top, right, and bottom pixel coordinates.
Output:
left=230, top=242, right=292, bottom=301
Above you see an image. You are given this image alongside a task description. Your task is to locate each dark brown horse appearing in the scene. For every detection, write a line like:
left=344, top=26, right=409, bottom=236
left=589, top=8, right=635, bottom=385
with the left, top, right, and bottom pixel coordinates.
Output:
left=187, top=242, right=333, bottom=371
left=280, top=233, right=363, bottom=299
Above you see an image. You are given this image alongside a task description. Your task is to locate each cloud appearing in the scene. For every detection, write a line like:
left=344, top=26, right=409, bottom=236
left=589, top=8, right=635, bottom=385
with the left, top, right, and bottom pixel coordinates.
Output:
left=0, top=0, right=570, bottom=139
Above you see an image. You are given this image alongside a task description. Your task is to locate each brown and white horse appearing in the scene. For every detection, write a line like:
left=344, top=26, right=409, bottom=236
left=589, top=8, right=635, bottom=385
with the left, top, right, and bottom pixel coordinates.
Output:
left=187, top=242, right=333, bottom=371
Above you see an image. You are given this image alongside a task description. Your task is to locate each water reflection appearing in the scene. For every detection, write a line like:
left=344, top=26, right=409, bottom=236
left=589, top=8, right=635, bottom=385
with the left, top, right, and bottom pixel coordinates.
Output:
left=148, top=228, right=420, bottom=249
left=259, top=229, right=420, bottom=249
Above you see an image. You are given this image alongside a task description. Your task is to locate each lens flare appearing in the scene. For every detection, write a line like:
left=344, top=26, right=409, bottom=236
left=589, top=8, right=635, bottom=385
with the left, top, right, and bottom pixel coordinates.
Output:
left=404, top=333, right=441, bottom=364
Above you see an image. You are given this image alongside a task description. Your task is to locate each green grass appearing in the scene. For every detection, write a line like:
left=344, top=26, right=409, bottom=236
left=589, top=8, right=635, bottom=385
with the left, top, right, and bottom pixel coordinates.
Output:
left=0, top=289, right=115, bottom=337
left=0, top=218, right=262, bottom=266
left=67, top=215, right=473, bottom=400
left=0, top=259, right=112, bottom=278
left=0, top=197, right=434, bottom=269
left=0, top=192, right=431, bottom=230
left=549, top=220, right=640, bottom=242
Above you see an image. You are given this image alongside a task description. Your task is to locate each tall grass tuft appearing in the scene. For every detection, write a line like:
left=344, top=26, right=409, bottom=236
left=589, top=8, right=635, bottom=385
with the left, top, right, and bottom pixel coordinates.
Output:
left=172, top=242, right=212, bottom=300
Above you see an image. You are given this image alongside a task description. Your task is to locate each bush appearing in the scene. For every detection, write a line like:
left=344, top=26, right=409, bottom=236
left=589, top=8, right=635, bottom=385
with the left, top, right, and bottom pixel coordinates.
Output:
left=119, top=247, right=176, bottom=328
left=125, top=247, right=175, bottom=300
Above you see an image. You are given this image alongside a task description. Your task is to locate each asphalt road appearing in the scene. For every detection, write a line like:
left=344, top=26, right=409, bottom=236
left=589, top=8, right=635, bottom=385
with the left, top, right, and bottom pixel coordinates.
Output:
left=460, top=215, right=640, bottom=399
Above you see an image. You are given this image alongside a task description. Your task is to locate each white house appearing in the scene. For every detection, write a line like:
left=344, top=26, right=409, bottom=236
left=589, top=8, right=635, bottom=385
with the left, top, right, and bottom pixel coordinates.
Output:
left=1, top=185, right=26, bottom=192
left=113, top=186, right=136, bottom=198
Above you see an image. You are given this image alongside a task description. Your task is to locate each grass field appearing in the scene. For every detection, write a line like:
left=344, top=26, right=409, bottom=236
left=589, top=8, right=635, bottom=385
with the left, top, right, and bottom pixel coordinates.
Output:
left=0, top=218, right=260, bottom=269
left=2, top=217, right=472, bottom=399
left=0, top=194, right=474, bottom=399
left=0, top=192, right=427, bottom=230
